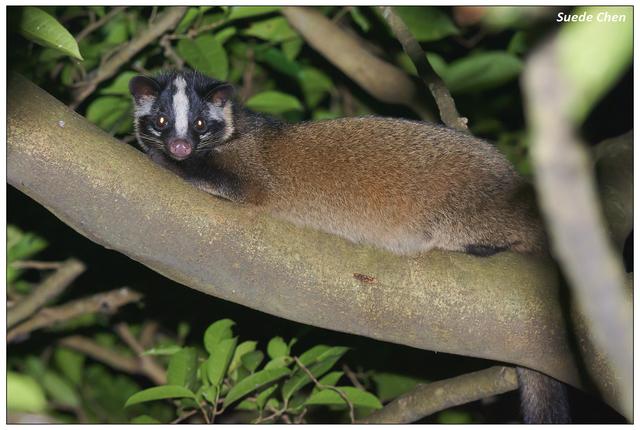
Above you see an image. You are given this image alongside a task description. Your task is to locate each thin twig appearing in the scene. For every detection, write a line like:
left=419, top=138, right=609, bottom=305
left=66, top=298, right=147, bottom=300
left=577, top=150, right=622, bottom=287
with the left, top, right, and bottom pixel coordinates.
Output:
left=8, top=258, right=85, bottom=328
left=75, top=6, right=126, bottom=43
left=378, top=6, right=468, bottom=132
left=171, top=409, right=198, bottom=424
left=11, top=260, right=63, bottom=270
left=362, top=366, right=518, bottom=423
left=139, top=320, right=160, bottom=349
left=159, top=35, right=184, bottom=69
left=342, top=364, right=365, bottom=390
left=59, top=335, right=140, bottom=374
left=70, top=7, right=187, bottom=109
left=293, top=356, right=355, bottom=424
left=240, top=47, right=255, bottom=101
left=332, top=6, right=352, bottom=23
left=8, top=287, right=143, bottom=342
left=114, top=322, right=167, bottom=386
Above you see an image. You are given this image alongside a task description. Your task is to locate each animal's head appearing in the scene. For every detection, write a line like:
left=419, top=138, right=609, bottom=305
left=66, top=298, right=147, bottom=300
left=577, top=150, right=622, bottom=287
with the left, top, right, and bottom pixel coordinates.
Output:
left=129, top=70, right=235, bottom=160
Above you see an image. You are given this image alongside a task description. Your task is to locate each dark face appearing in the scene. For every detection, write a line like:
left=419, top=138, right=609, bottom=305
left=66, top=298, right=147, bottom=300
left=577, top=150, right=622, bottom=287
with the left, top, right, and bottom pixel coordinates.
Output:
left=129, top=71, right=234, bottom=161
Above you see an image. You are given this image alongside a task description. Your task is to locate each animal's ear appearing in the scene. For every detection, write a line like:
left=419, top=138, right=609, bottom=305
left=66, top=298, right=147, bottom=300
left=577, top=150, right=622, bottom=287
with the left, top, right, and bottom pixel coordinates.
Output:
left=206, top=84, right=234, bottom=107
left=129, top=76, right=160, bottom=102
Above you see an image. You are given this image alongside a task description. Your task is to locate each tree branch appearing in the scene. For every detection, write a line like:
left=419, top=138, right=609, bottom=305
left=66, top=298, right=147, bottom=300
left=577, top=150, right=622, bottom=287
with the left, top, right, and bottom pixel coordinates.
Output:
left=523, top=38, right=632, bottom=419
left=59, top=335, right=140, bottom=374
left=7, top=287, right=143, bottom=342
left=75, top=6, right=126, bottom=43
left=7, top=258, right=86, bottom=328
left=6, top=73, right=628, bottom=418
left=70, top=6, right=186, bottom=109
left=378, top=7, right=468, bottom=132
left=114, top=322, right=167, bottom=386
left=282, top=7, right=433, bottom=120
left=363, top=366, right=518, bottom=423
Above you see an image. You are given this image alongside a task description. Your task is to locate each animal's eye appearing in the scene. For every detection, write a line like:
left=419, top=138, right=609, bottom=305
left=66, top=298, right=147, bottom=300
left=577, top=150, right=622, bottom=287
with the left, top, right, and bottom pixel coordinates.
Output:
left=194, top=118, right=206, bottom=132
left=155, top=115, right=168, bottom=129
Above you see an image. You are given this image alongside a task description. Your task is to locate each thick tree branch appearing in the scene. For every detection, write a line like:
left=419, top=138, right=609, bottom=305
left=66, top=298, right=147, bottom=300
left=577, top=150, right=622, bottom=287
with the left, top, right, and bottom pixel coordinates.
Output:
left=6, top=74, right=627, bottom=417
left=363, top=366, right=518, bottom=423
left=523, top=38, right=632, bottom=419
left=282, top=7, right=433, bottom=120
left=7, top=258, right=86, bottom=328
left=378, top=7, right=468, bottom=132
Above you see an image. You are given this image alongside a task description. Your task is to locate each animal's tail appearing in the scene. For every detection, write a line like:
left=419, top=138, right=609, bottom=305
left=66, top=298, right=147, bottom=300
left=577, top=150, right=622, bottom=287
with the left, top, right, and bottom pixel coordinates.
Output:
left=516, top=367, right=571, bottom=423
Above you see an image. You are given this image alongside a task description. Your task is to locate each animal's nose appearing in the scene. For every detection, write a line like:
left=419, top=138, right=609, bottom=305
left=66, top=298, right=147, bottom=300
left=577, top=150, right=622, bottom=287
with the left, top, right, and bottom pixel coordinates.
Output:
left=167, top=138, right=192, bottom=159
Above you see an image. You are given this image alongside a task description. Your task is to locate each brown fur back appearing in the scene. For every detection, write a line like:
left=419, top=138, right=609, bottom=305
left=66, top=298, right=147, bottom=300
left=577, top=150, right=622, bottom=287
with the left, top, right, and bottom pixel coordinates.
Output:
left=214, top=117, right=545, bottom=255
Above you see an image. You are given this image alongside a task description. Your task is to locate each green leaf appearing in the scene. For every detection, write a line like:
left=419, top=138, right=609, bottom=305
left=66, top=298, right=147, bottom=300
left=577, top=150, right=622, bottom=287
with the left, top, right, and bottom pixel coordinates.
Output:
left=103, top=17, right=129, bottom=46
left=213, top=27, right=237, bottom=45
left=392, top=7, right=459, bottom=42
left=18, top=7, right=83, bottom=60
left=142, top=345, right=182, bottom=356
left=235, top=398, right=259, bottom=410
left=7, top=226, right=47, bottom=284
left=558, top=6, right=632, bottom=123
left=54, top=347, right=85, bottom=386
left=282, top=346, right=349, bottom=401
left=167, top=347, right=198, bottom=389
left=267, top=336, right=289, bottom=359
left=7, top=225, right=47, bottom=263
left=206, top=337, right=237, bottom=386
left=440, top=51, right=523, bottom=94
left=124, top=385, right=196, bottom=407
left=241, top=350, right=264, bottom=373
left=85, top=96, right=132, bottom=134
left=438, top=409, right=474, bottom=424
left=299, top=67, right=333, bottom=108
left=228, top=340, right=257, bottom=374
left=101, top=71, right=138, bottom=96
left=256, top=384, right=278, bottom=410
left=201, top=385, right=219, bottom=404
left=7, top=372, right=47, bottom=413
left=131, top=415, right=162, bottom=424
left=243, top=17, right=297, bottom=42
left=203, top=319, right=235, bottom=354
left=177, top=35, right=228, bottom=79
left=281, top=37, right=304, bottom=60
left=255, top=47, right=302, bottom=78
left=42, top=370, right=80, bottom=408
left=176, top=7, right=200, bottom=34
left=223, top=367, right=290, bottom=408
left=350, top=7, right=370, bottom=32
left=372, top=372, right=425, bottom=403
left=227, top=6, right=281, bottom=21
left=297, top=345, right=331, bottom=366
left=245, top=91, right=303, bottom=115
left=264, top=356, right=293, bottom=370
left=305, top=387, right=383, bottom=409
left=313, top=371, right=344, bottom=393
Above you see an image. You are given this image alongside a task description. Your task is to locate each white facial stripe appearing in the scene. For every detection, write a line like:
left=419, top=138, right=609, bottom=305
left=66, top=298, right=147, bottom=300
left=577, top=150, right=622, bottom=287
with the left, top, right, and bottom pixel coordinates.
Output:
left=134, top=95, right=155, bottom=118
left=206, top=102, right=224, bottom=121
left=149, top=128, right=161, bottom=137
left=173, top=76, right=189, bottom=137
left=222, top=103, right=234, bottom=140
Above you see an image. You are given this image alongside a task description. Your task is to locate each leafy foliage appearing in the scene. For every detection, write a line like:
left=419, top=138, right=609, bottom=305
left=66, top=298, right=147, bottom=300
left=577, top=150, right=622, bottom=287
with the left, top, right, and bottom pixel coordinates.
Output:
left=124, top=319, right=381, bottom=423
